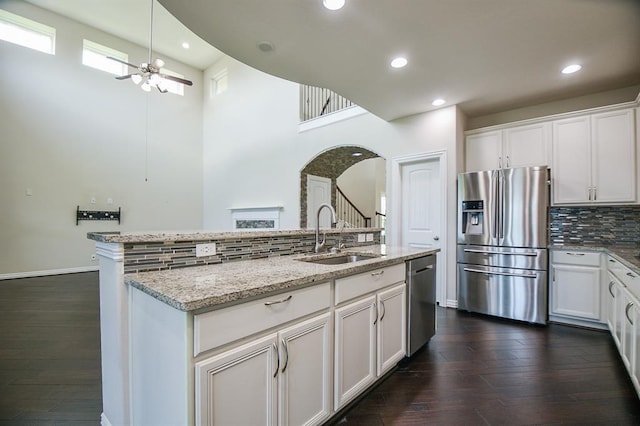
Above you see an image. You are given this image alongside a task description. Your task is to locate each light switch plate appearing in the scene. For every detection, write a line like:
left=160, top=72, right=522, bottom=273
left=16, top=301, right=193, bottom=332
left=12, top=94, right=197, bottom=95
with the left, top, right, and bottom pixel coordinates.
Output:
left=357, top=234, right=366, bottom=243
left=366, top=233, right=374, bottom=242
left=196, top=243, right=216, bottom=257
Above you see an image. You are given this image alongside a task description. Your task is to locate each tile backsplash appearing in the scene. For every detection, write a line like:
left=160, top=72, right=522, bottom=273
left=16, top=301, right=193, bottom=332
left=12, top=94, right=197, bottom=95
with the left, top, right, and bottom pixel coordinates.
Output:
left=550, top=205, right=640, bottom=247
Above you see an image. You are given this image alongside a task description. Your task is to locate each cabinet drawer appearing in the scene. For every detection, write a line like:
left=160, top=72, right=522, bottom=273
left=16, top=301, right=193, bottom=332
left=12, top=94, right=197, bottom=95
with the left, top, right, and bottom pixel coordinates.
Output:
left=194, top=282, right=330, bottom=356
left=552, top=250, right=600, bottom=267
left=335, top=263, right=405, bottom=305
left=608, top=256, right=640, bottom=297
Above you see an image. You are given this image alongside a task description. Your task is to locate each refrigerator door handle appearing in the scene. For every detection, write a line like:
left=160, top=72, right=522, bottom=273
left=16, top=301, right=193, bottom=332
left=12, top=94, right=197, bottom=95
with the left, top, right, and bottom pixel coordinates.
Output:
left=498, top=169, right=505, bottom=240
left=463, top=248, right=538, bottom=256
left=491, top=172, right=500, bottom=238
left=463, top=267, right=538, bottom=279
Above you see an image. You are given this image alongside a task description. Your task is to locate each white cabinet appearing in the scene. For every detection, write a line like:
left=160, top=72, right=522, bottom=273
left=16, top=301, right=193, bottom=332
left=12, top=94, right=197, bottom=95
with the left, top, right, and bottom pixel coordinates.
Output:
left=549, top=250, right=605, bottom=328
left=195, top=334, right=278, bottom=426
left=334, top=295, right=377, bottom=410
left=376, top=284, right=407, bottom=376
left=334, top=282, right=406, bottom=410
left=333, top=263, right=406, bottom=410
left=552, top=108, right=636, bottom=205
left=195, top=312, right=332, bottom=426
left=606, top=255, right=640, bottom=398
left=465, top=123, right=550, bottom=172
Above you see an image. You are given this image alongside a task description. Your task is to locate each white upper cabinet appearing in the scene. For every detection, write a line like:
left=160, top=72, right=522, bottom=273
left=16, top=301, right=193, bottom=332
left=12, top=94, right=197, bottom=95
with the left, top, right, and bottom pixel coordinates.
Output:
left=465, top=123, right=550, bottom=172
left=552, top=108, right=636, bottom=205
left=465, top=130, right=503, bottom=172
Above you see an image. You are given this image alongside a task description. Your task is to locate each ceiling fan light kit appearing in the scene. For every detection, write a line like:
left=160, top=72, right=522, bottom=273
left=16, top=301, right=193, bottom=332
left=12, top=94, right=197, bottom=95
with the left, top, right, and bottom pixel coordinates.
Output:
left=108, top=0, right=193, bottom=93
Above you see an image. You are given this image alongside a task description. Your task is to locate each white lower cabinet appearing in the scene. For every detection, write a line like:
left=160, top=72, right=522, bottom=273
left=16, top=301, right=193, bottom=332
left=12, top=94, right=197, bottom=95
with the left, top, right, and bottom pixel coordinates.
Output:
left=334, top=282, right=406, bottom=410
left=334, top=295, right=377, bottom=410
left=195, top=312, right=332, bottom=426
left=549, top=250, right=605, bottom=328
left=607, top=255, right=640, bottom=398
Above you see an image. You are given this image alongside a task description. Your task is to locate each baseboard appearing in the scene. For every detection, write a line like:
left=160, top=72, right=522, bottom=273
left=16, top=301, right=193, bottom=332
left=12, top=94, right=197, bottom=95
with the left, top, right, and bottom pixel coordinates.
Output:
left=0, top=265, right=99, bottom=280
left=445, top=299, right=458, bottom=308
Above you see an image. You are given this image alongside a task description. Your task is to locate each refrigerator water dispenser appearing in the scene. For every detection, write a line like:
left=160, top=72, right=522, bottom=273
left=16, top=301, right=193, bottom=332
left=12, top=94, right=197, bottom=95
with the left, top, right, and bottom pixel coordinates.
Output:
left=461, top=200, right=484, bottom=235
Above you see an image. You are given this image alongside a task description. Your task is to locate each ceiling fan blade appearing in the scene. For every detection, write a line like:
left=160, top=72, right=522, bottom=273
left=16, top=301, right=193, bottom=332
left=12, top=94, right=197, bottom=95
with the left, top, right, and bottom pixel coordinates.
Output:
left=115, top=74, right=135, bottom=80
left=106, top=56, right=141, bottom=69
left=159, top=74, right=193, bottom=86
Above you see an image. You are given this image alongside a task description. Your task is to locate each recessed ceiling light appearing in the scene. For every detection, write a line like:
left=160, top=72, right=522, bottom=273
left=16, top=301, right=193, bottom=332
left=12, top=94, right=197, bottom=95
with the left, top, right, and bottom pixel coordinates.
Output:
left=323, top=0, right=345, bottom=10
left=181, top=42, right=190, bottom=49
left=257, top=41, right=275, bottom=52
left=562, top=64, right=582, bottom=74
left=352, top=152, right=363, bottom=157
left=432, top=98, right=446, bottom=106
left=390, top=57, right=408, bottom=68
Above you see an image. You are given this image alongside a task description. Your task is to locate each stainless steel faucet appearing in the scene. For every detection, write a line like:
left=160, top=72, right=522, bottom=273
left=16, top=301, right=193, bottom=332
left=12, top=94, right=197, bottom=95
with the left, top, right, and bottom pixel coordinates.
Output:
left=315, top=203, right=336, bottom=253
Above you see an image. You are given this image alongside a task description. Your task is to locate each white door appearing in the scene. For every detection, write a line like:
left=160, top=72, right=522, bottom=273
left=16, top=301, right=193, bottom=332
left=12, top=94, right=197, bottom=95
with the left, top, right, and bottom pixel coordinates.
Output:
left=307, top=174, right=332, bottom=229
left=401, top=160, right=441, bottom=249
left=401, top=160, right=443, bottom=304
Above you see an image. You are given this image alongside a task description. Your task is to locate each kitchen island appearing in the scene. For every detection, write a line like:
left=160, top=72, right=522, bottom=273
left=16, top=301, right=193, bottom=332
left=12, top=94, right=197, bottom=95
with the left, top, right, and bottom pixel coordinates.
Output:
left=88, top=229, right=438, bottom=426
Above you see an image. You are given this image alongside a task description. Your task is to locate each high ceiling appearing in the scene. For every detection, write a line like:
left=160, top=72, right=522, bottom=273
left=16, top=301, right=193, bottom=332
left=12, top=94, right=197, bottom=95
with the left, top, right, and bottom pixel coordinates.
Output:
left=24, top=0, right=640, bottom=121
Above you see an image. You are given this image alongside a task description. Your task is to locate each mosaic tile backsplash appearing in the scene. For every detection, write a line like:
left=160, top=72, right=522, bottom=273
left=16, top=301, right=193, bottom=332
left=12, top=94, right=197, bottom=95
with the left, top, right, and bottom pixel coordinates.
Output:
left=123, top=230, right=381, bottom=273
left=550, top=206, right=640, bottom=247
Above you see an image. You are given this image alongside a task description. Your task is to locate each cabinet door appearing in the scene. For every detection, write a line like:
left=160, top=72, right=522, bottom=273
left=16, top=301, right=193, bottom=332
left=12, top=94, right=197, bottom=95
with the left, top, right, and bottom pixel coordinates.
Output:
left=606, top=272, right=620, bottom=342
left=591, top=109, right=636, bottom=203
left=195, top=333, right=278, bottom=426
left=632, top=303, right=640, bottom=394
left=334, top=295, right=377, bottom=410
left=621, top=290, right=634, bottom=371
left=503, top=122, right=550, bottom=168
left=551, top=264, right=601, bottom=320
left=465, top=131, right=502, bottom=172
left=377, top=283, right=407, bottom=376
left=278, top=313, right=331, bottom=426
left=552, top=116, right=591, bottom=204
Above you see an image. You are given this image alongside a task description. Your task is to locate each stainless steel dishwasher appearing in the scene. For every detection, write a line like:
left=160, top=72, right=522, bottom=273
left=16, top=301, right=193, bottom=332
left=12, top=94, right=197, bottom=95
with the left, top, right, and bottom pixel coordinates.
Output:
left=406, top=254, right=437, bottom=356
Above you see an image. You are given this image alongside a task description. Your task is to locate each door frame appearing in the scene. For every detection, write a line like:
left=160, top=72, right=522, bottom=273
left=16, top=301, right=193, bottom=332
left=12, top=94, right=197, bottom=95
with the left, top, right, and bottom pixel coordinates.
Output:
left=390, top=150, right=448, bottom=306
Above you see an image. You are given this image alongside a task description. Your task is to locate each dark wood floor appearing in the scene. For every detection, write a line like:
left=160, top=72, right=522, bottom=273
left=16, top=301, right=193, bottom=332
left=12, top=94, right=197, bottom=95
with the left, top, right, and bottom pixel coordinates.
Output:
left=339, top=307, right=640, bottom=425
left=1, top=273, right=639, bottom=425
left=0, top=272, right=102, bottom=425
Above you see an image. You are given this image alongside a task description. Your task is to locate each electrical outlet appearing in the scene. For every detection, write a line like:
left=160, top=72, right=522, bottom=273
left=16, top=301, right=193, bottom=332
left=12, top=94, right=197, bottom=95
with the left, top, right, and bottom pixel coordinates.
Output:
left=196, top=242, right=216, bottom=257
left=366, top=233, right=374, bottom=242
left=357, top=234, right=366, bottom=243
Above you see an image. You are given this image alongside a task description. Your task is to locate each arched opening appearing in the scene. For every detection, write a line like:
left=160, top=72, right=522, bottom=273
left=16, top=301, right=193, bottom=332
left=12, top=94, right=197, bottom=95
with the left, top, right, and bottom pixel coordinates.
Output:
left=300, top=146, right=386, bottom=230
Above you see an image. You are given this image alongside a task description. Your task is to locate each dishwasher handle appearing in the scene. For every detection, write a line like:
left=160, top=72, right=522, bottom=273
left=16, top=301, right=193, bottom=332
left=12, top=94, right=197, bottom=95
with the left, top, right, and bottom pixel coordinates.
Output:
left=411, top=265, right=434, bottom=276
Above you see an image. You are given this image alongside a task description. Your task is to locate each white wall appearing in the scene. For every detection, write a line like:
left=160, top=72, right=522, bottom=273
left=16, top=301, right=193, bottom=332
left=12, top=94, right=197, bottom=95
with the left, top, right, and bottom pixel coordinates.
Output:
left=337, top=157, right=385, bottom=220
left=0, top=1, right=204, bottom=276
left=202, top=55, right=462, bottom=304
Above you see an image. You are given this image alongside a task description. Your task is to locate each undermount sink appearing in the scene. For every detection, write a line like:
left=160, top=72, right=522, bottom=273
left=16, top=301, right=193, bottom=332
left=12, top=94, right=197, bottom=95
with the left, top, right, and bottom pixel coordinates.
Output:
left=300, top=254, right=379, bottom=265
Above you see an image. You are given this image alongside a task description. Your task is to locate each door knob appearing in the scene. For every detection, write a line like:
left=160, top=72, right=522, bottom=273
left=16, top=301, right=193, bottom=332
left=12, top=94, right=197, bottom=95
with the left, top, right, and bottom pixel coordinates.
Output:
left=433, top=236, right=440, bottom=241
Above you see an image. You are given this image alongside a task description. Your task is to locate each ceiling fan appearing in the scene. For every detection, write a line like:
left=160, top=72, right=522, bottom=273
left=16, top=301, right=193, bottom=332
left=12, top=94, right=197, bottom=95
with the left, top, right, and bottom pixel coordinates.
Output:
left=107, top=0, right=193, bottom=93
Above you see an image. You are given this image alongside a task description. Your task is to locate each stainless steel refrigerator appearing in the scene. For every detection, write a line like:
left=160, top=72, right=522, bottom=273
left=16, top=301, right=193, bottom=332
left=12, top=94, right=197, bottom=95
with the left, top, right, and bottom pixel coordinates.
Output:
left=457, top=166, right=549, bottom=324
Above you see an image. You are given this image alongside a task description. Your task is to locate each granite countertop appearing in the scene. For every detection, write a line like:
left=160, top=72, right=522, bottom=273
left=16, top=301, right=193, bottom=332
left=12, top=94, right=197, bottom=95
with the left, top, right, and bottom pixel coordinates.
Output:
left=87, top=228, right=382, bottom=243
left=125, top=245, right=439, bottom=312
left=550, top=244, right=640, bottom=274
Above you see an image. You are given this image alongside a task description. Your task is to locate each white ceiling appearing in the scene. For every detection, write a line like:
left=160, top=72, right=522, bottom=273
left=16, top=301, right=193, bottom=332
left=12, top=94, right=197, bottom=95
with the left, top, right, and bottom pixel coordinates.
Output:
left=24, top=0, right=640, bottom=121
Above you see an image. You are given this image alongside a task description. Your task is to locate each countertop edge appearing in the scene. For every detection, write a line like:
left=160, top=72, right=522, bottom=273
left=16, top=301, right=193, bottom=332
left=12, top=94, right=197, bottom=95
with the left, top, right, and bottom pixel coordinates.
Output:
left=125, top=246, right=439, bottom=312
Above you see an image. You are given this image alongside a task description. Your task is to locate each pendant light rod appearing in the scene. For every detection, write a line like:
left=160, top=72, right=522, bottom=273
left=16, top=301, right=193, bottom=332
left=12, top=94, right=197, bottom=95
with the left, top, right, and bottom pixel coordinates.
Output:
left=148, top=0, right=154, bottom=65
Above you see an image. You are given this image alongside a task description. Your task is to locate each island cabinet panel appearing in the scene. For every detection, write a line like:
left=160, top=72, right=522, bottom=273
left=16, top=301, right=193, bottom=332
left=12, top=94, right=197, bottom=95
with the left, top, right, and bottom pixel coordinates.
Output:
left=607, top=271, right=624, bottom=349
left=194, top=282, right=330, bottom=356
left=130, top=287, right=191, bottom=426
